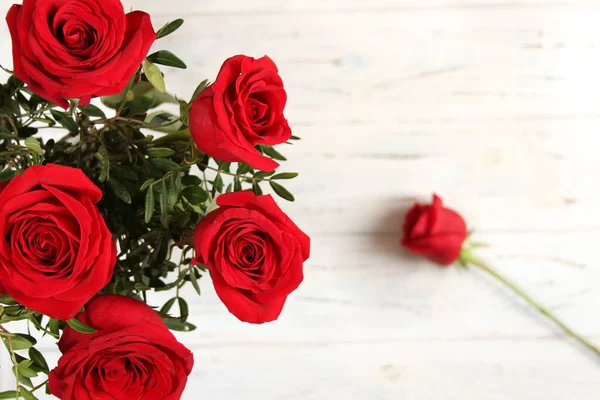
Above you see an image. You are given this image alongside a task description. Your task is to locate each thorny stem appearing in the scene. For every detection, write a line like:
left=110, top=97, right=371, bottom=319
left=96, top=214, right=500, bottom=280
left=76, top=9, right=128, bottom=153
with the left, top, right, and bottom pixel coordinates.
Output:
left=460, top=249, right=600, bottom=358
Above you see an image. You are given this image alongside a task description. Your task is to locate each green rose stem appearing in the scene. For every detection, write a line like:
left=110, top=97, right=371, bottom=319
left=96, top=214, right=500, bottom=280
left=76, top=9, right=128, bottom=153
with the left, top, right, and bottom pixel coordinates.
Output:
left=459, top=248, right=600, bottom=358
left=0, top=324, right=21, bottom=395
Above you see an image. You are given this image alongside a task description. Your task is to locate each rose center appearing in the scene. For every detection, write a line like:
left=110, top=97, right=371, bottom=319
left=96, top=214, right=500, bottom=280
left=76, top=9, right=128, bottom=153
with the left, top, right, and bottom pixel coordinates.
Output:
left=54, top=18, right=96, bottom=52
left=246, top=98, right=269, bottom=124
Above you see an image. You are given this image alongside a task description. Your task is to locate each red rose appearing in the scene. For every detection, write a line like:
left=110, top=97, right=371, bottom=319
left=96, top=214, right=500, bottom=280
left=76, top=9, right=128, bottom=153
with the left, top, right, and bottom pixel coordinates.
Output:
left=401, top=194, right=468, bottom=266
left=49, top=295, right=194, bottom=400
left=0, top=164, right=116, bottom=320
left=193, top=191, right=310, bottom=323
left=6, top=0, right=156, bottom=109
left=189, top=55, right=292, bottom=172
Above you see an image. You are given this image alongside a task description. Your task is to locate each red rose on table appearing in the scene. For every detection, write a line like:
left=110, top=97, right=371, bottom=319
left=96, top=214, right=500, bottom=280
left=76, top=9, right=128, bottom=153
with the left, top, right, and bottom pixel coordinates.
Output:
left=6, top=0, right=156, bottom=109
left=401, top=194, right=468, bottom=266
left=49, top=295, right=194, bottom=400
left=193, top=191, right=310, bottom=323
left=189, top=55, right=292, bottom=171
left=0, top=164, right=116, bottom=320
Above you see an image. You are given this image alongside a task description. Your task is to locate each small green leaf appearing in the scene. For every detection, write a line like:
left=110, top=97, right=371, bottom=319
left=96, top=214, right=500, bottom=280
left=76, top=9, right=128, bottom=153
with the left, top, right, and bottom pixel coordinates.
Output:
left=160, top=180, right=169, bottom=217
left=213, top=174, right=224, bottom=194
left=48, top=319, right=60, bottom=336
left=0, top=391, right=19, bottom=399
left=20, top=388, right=38, bottom=400
left=271, top=172, right=299, bottom=180
left=260, top=145, right=287, bottom=161
left=145, top=188, right=155, bottom=223
left=24, top=138, right=43, bottom=155
left=189, top=269, right=201, bottom=295
left=156, top=19, right=184, bottom=39
left=5, top=334, right=37, bottom=350
left=269, top=181, right=295, bottom=202
left=17, top=360, right=38, bottom=378
left=182, top=186, right=207, bottom=205
left=164, top=319, right=196, bottom=332
left=108, top=179, right=132, bottom=204
left=160, top=298, right=177, bottom=315
left=140, top=178, right=155, bottom=191
left=252, top=181, right=263, bottom=196
left=66, top=318, right=97, bottom=334
left=181, top=175, right=202, bottom=186
left=178, top=298, right=189, bottom=322
left=236, top=163, right=252, bottom=175
left=0, top=169, right=15, bottom=183
left=290, top=135, right=301, bottom=140
left=78, top=104, right=106, bottom=118
left=234, top=179, right=242, bottom=191
left=143, top=59, right=166, bottom=93
left=50, top=109, right=78, bottom=134
left=191, top=79, right=210, bottom=102
left=254, top=170, right=275, bottom=180
left=148, top=50, right=187, bottom=69
left=148, top=147, right=176, bottom=158
left=29, top=347, right=49, bottom=374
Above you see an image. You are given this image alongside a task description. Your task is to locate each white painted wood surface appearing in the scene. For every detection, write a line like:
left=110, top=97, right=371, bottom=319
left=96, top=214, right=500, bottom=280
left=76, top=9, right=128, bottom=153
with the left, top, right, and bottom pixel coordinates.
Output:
left=2, top=0, right=600, bottom=398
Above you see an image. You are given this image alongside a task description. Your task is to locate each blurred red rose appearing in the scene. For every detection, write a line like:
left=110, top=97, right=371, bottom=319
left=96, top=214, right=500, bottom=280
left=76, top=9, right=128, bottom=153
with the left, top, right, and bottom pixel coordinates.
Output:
left=401, top=194, right=468, bottom=266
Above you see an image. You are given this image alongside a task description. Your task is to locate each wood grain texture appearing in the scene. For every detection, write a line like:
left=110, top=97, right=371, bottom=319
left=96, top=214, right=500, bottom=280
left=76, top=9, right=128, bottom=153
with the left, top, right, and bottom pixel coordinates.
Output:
left=2, top=0, right=600, bottom=398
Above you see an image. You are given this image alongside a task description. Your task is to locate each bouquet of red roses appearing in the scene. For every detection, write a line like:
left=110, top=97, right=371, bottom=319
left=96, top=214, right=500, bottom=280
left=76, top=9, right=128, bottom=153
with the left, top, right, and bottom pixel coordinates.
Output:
left=0, top=1, right=310, bottom=399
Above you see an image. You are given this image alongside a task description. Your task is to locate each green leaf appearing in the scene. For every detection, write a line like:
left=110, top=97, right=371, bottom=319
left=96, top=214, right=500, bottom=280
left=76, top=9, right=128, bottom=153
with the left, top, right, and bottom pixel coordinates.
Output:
left=48, top=319, right=60, bottom=336
left=140, top=178, right=155, bottom=191
left=148, top=50, right=187, bottom=69
left=20, top=388, right=38, bottom=400
left=28, top=348, right=49, bottom=374
left=144, top=111, right=183, bottom=133
left=17, top=360, right=38, bottom=378
left=160, top=298, right=177, bottom=315
left=5, top=334, right=37, bottom=350
left=78, top=104, right=106, bottom=118
left=108, top=179, right=132, bottom=204
left=160, top=180, right=169, bottom=217
left=148, top=147, right=176, bottom=158
left=271, top=172, right=299, bottom=180
left=142, top=59, right=166, bottom=93
left=66, top=318, right=97, bottom=334
left=252, top=181, right=263, bottom=195
left=50, top=109, right=78, bottom=134
left=254, top=170, right=275, bottom=180
left=0, top=169, right=15, bottom=183
left=189, top=269, right=201, bottom=295
left=24, top=138, right=43, bottom=155
left=191, top=79, right=210, bottom=102
left=234, top=179, right=242, bottom=191
left=182, top=186, right=207, bottom=205
left=164, top=319, right=196, bottom=332
left=178, top=298, right=189, bottom=322
left=290, top=135, right=301, bottom=140
left=236, top=163, right=252, bottom=175
left=0, top=391, right=18, bottom=399
left=145, top=188, right=155, bottom=223
left=181, top=175, right=202, bottom=187
left=156, top=19, right=184, bottom=39
left=260, top=145, right=287, bottom=161
left=269, top=181, right=295, bottom=202
left=213, top=174, right=224, bottom=194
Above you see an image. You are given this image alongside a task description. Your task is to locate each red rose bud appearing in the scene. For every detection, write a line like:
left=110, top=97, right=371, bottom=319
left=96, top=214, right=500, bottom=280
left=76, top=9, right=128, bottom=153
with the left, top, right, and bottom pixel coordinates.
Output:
left=0, top=164, right=117, bottom=320
left=189, top=55, right=292, bottom=171
left=401, top=194, right=468, bottom=266
left=49, top=295, right=194, bottom=400
left=193, top=191, right=310, bottom=324
left=6, top=0, right=156, bottom=108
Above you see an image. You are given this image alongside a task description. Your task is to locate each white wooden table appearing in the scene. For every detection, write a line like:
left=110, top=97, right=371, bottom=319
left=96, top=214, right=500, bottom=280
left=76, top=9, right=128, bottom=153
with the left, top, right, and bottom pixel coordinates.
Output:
left=2, top=1, right=600, bottom=398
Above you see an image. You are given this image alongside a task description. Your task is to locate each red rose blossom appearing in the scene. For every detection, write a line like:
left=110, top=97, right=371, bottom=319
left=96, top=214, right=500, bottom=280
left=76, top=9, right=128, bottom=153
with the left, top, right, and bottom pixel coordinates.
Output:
left=193, top=191, right=310, bottom=323
left=6, top=0, right=156, bottom=108
left=189, top=55, right=292, bottom=171
left=401, top=194, right=468, bottom=266
left=49, top=294, right=194, bottom=400
left=0, top=164, right=116, bottom=320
